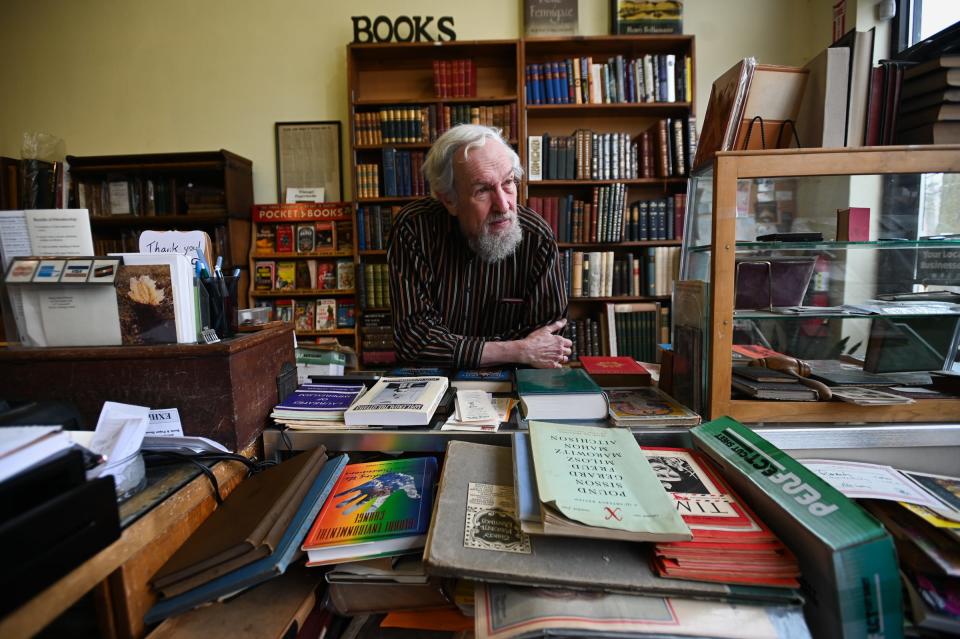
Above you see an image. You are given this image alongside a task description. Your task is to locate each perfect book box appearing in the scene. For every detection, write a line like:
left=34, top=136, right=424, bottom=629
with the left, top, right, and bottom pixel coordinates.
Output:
left=689, top=417, right=903, bottom=639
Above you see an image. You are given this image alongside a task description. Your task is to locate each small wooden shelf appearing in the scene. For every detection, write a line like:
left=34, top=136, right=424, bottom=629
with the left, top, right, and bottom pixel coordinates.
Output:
left=557, top=240, right=681, bottom=249
left=253, top=288, right=356, bottom=298
left=359, top=249, right=387, bottom=256
left=253, top=249, right=353, bottom=259
left=88, top=214, right=231, bottom=227
left=530, top=178, right=687, bottom=187
left=296, top=328, right=356, bottom=337
left=354, top=96, right=519, bottom=107
left=527, top=102, right=692, bottom=117
left=570, top=295, right=671, bottom=303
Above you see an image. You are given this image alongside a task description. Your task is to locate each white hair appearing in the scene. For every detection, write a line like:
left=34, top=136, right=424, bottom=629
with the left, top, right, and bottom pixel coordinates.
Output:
left=422, top=124, right=523, bottom=201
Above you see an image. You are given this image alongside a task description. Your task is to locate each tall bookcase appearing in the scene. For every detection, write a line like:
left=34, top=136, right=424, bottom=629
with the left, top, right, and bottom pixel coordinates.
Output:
left=346, top=40, right=522, bottom=366
left=66, top=150, right=254, bottom=305
left=521, top=36, right=695, bottom=362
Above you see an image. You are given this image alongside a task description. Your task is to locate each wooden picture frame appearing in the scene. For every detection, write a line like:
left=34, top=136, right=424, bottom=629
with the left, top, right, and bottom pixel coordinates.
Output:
left=275, top=121, right=343, bottom=203
left=610, top=0, right=683, bottom=35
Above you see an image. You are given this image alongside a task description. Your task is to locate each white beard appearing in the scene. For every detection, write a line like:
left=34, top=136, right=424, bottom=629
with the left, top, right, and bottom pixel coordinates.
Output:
left=469, top=214, right=522, bottom=262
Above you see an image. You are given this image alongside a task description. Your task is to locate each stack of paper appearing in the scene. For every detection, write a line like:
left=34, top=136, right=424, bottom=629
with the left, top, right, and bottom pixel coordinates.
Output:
left=441, top=390, right=516, bottom=432
left=0, top=426, right=73, bottom=483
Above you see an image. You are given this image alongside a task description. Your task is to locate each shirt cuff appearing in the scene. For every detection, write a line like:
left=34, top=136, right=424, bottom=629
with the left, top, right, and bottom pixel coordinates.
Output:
left=454, top=336, right=486, bottom=369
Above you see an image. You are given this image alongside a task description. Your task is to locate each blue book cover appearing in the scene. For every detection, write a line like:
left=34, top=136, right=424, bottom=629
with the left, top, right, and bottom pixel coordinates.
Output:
left=389, top=366, right=451, bottom=378
left=357, top=206, right=366, bottom=250
left=382, top=147, right=397, bottom=197
left=276, top=385, right=365, bottom=412
left=144, top=454, right=349, bottom=624
left=452, top=368, right=513, bottom=393
left=511, top=432, right=542, bottom=532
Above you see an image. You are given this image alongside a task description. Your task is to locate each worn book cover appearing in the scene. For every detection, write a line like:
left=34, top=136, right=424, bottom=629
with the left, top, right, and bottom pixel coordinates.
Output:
left=301, top=456, right=437, bottom=566
left=692, top=57, right=757, bottom=171
left=253, top=260, right=275, bottom=291
left=275, top=261, right=296, bottom=291
left=451, top=368, right=513, bottom=393
left=607, top=387, right=700, bottom=426
left=528, top=421, right=691, bottom=541
left=116, top=264, right=178, bottom=345
left=579, top=356, right=651, bottom=387
left=336, top=259, right=355, bottom=290
left=293, top=300, right=315, bottom=332
left=424, top=441, right=801, bottom=605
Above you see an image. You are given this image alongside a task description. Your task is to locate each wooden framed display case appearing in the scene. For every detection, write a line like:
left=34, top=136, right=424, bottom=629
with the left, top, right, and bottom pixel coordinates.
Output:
left=680, top=145, right=960, bottom=423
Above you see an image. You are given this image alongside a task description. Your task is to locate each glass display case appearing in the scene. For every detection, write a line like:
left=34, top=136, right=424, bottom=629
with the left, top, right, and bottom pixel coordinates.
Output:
left=678, top=145, right=960, bottom=423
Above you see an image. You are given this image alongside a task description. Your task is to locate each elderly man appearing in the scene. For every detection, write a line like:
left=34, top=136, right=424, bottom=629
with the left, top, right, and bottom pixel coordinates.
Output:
left=387, top=124, right=571, bottom=369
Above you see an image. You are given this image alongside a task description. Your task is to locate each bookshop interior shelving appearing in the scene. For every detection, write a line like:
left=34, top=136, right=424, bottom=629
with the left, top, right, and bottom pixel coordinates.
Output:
left=247, top=204, right=358, bottom=349
left=346, top=36, right=696, bottom=366
left=66, top=150, right=254, bottom=305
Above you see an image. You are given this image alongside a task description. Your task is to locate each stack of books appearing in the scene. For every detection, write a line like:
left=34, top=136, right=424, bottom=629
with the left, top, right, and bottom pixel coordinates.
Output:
left=343, top=375, right=449, bottom=427
left=270, top=382, right=367, bottom=430
left=642, top=447, right=801, bottom=587
left=606, top=387, right=701, bottom=427
left=730, top=365, right=818, bottom=401
left=145, top=448, right=349, bottom=623
left=895, top=55, right=960, bottom=144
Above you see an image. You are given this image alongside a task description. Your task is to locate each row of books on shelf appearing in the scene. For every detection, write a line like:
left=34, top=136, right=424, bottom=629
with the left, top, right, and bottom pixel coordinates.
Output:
left=528, top=117, right=697, bottom=181
left=432, top=58, right=476, bottom=98
left=75, top=178, right=224, bottom=217
left=380, top=148, right=427, bottom=198
left=253, top=297, right=355, bottom=330
left=356, top=204, right=398, bottom=251
left=253, top=258, right=354, bottom=293
left=531, top=191, right=685, bottom=243
left=560, top=247, right=681, bottom=299
left=359, top=310, right=395, bottom=365
left=353, top=103, right=518, bottom=146
left=567, top=303, right=668, bottom=363
left=359, top=262, right=390, bottom=309
left=254, top=219, right=352, bottom=254
left=525, top=53, right=691, bottom=106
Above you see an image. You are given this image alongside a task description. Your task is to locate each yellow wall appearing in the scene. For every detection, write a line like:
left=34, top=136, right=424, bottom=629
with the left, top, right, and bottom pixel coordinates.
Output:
left=1, top=0, right=837, bottom=204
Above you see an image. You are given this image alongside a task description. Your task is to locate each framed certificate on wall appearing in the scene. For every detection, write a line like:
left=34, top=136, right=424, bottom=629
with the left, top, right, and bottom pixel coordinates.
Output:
left=275, top=121, right=343, bottom=203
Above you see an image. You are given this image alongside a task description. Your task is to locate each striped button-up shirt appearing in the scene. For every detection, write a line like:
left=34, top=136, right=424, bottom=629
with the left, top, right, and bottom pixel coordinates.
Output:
left=387, top=197, right=568, bottom=368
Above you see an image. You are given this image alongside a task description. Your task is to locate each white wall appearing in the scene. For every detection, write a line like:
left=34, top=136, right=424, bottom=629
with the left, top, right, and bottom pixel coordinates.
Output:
left=0, top=0, right=837, bottom=204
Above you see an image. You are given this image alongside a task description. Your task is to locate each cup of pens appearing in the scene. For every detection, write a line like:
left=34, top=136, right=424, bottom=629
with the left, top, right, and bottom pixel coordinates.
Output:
left=201, top=270, right=239, bottom=339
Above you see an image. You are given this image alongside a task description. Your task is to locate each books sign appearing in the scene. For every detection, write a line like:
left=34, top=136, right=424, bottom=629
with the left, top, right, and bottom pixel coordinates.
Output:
left=351, top=15, right=455, bottom=42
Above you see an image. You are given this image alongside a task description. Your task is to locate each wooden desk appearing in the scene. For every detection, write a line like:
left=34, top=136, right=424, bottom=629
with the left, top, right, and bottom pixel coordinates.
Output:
left=0, top=456, right=249, bottom=639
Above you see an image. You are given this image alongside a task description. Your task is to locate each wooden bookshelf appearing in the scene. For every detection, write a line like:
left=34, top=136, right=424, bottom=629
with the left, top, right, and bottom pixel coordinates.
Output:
left=347, top=39, right=523, bottom=367
left=521, top=35, right=696, bottom=362
left=66, top=150, right=253, bottom=306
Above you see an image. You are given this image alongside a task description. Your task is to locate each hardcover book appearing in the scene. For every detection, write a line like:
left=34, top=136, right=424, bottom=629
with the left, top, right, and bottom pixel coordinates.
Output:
left=424, top=441, right=801, bottom=605
left=144, top=453, right=349, bottom=623
left=343, top=376, right=449, bottom=427
left=579, top=355, right=652, bottom=387
left=301, top=456, right=438, bottom=566
left=527, top=421, right=691, bottom=542
left=515, top=368, right=607, bottom=420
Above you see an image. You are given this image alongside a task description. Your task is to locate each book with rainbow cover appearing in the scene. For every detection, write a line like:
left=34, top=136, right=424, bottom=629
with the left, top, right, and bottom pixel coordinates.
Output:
left=301, top=456, right=438, bottom=566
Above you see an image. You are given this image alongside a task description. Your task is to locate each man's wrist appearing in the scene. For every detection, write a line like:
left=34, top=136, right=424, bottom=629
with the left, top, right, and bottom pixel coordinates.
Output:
left=479, top=339, right=528, bottom=367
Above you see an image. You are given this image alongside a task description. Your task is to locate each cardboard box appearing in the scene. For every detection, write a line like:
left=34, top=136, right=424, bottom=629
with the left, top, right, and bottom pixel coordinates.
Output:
left=690, top=417, right=903, bottom=639
left=0, top=325, right=296, bottom=451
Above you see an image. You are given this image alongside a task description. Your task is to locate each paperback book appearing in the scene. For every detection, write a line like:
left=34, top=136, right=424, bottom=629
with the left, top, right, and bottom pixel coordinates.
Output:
left=343, top=376, right=449, bottom=427
left=301, top=456, right=438, bottom=566
left=271, top=383, right=367, bottom=422
left=607, top=387, right=701, bottom=426
left=527, top=421, right=691, bottom=542
left=451, top=368, right=514, bottom=393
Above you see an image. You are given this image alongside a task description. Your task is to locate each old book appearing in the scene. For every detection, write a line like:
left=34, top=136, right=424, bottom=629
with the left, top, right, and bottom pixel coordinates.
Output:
left=152, top=447, right=329, bottom=595
left=895, top=120, right=960, bottom=144
left=896, top=101, right=960, bottom=131
left=527, top=421, right=691, bottom=542
left=315, top=298, right=336, bottom=330
left=795, top=46, right=850, bottom=148
left=301, top=457, right=437, bottom=566
left=474, top=583, right=811, bottom=639
left=731, top=375, right=818, bottom=401
left=451, top=368, right=513, bottom=393
left=901, top=68, right=960, bottom=100
left=606, top=387, right=700, bottom=426
left=423, top=441, right=801, bottom=605
left=145, top=454, right=348, bottom=623
left=515, top=368, right=607, bottom=420
left=831, top=28, right=875, bottom=146
left=579, top=355, right=651, bottom=387
left=692, top=57, right=757, bottom=170
left=898, top=87, right=960, bottom=114
left=343, top=376, right=449, bottom=427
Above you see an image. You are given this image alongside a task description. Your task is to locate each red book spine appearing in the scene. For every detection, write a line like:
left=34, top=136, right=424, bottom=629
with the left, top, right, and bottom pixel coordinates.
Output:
left=433, top=60, right=442, bottom=98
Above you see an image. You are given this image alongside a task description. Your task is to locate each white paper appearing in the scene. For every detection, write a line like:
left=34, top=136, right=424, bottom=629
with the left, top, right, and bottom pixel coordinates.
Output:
left=90, top=402, right=150, bottom=467
left=0, top=210, right=31, bottom=270
left=112, top=252, right=196, bottom=343
left=146, top=408, right=184, bottom=437
left=800, top=459, right=943, bottom=508
left=456, top=390, right=498, bottom=423
left=138, top=230, right=213, bottom=270
left=142, top=435, right=229, bottom=454
left=24, top=209, right=95, bottom=256
left=285, top=187, right=325, bottom=203
left=32, top=287, right=122, bottom=346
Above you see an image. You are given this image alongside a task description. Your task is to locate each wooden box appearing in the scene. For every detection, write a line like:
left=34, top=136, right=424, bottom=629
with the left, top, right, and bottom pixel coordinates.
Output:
left=0, top=325, right=295, bottom=451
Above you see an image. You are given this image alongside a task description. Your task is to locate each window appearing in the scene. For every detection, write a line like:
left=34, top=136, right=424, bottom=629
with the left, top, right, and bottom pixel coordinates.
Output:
left=894, top=0, right=960, bottom=55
